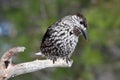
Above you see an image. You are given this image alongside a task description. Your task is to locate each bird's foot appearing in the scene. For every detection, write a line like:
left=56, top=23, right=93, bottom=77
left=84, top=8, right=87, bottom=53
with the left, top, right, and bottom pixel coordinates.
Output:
left=50, top=57, right=57, bottom=64
left=62, top=57, right=71, bottom=64
left=65, top=57, right=71, bottom=64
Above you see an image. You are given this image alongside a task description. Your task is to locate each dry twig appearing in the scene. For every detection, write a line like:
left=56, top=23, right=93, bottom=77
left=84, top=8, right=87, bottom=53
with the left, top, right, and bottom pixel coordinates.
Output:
left=0, top=47, right=73, bottom=80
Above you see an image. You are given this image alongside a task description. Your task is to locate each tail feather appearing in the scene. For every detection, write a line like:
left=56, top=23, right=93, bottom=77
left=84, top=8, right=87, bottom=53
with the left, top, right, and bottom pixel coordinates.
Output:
left=35, top=51, right=44, bottom=57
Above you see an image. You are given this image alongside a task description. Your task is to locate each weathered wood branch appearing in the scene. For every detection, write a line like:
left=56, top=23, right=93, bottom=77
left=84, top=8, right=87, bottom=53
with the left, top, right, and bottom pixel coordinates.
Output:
left=0, top=47, right=73, bottom=80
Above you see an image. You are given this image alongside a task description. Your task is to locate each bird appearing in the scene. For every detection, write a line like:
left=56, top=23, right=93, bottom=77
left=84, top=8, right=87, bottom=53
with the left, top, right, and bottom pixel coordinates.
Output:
left=39, top=13, right=88, bottom=63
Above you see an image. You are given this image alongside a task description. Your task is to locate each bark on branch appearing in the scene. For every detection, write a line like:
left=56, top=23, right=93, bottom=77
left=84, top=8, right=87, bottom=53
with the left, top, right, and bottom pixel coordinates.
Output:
left=0, top=47, right=73, bottom=80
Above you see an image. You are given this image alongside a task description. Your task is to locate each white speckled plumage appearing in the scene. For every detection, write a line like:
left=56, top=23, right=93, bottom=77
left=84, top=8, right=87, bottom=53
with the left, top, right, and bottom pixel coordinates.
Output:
left=40, top=13, right=87, bottom=63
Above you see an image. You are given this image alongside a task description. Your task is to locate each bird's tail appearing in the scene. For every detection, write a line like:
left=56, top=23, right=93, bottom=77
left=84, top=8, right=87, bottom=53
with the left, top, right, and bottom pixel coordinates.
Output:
left=35, top=51, right=45, bottom=57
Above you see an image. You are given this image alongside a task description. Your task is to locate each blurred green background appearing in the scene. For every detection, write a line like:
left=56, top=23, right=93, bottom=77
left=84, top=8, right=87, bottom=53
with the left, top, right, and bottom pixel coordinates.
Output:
left=0, top=0, right=120, bottom=80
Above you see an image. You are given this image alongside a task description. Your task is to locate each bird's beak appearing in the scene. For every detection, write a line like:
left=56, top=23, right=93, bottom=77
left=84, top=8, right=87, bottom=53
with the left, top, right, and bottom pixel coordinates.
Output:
left=81, top=29, right=88, bottom=40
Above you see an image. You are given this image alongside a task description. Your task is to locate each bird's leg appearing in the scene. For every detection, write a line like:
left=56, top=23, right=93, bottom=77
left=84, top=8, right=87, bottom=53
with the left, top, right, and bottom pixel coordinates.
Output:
left=66, top=56, right=71, bottom=64
left=51, top=56, right=57, bottom=64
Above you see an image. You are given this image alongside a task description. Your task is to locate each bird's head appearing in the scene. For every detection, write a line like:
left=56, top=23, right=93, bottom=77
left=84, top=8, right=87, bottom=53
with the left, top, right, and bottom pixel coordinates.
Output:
left=72, top=13, right=88, bottom=40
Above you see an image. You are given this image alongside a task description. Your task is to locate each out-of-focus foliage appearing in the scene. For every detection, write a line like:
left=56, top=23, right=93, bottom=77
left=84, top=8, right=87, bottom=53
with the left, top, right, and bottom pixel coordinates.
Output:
left=0, top=0, right=120, bottom=80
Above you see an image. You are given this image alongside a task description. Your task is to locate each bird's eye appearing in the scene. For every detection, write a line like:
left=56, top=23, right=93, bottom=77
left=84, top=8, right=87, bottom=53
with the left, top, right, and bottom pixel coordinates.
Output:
left=80, top=21, right=84, bottom=24
left=80, top=21, right=87, bottom=28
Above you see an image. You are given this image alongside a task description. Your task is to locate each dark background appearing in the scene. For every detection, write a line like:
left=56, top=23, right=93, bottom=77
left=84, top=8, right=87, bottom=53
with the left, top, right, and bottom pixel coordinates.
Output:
left=0, top=0, right=120, bottom=80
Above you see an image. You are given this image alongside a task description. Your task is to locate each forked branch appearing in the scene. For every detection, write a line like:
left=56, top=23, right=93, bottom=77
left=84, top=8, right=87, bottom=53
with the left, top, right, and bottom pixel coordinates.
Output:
left=0, top=47, right=73, bottom=80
